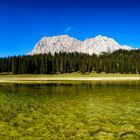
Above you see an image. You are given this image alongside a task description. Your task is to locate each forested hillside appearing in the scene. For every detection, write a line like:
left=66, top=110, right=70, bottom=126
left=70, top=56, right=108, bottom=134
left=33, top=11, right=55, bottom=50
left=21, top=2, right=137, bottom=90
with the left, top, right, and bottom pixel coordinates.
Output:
left=0, top=50, right=140, bottom=74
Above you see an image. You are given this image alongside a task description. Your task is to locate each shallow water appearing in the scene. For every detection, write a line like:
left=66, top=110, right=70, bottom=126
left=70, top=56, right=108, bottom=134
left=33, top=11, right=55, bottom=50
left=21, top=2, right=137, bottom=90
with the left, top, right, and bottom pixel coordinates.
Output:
left=0, top=81, right=140, bottom=139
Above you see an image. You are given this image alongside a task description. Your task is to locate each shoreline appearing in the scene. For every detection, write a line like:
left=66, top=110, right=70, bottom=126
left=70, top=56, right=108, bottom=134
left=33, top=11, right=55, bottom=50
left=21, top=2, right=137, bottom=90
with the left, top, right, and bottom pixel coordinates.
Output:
left=0, top=77, right=140, bottom=83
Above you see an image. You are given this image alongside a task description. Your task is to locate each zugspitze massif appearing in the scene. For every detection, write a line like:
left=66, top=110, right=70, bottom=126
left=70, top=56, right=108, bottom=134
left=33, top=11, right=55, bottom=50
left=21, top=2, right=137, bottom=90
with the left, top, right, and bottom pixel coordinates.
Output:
left=29, top=35, right=133, bottom=55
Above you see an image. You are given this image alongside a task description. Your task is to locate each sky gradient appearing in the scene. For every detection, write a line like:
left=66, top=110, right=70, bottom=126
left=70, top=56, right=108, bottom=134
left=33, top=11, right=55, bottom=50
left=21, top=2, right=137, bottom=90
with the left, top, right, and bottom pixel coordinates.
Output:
left=0, top=0, right=140, bottom=56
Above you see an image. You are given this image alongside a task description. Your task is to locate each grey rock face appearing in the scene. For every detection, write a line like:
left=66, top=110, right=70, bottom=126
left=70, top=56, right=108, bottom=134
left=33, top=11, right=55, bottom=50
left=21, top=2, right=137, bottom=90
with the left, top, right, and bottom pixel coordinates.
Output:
left=29, top=35, right=133, bottom=55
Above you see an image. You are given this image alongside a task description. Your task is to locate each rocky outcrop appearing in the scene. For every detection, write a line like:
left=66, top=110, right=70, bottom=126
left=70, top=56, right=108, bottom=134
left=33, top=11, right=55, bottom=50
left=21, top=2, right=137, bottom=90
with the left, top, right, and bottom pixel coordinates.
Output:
left=29, top=35, right=133, bottom=55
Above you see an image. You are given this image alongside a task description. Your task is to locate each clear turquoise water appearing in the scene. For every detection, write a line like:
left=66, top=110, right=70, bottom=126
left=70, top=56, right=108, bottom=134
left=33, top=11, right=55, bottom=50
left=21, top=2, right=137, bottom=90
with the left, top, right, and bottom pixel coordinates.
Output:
left=0, top=81, right=140, bottom=139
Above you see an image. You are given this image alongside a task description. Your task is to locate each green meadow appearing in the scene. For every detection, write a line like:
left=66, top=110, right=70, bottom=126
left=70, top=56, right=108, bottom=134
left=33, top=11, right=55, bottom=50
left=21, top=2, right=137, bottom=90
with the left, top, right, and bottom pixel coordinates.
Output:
left=0, top=81, right=140, bottom=139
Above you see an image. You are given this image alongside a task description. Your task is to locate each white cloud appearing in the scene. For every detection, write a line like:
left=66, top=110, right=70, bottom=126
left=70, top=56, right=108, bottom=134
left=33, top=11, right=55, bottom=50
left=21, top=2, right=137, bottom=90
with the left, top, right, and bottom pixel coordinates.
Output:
left=64, top=27, right=75, bottom=32
left=65, top=27, right=72, bottom=32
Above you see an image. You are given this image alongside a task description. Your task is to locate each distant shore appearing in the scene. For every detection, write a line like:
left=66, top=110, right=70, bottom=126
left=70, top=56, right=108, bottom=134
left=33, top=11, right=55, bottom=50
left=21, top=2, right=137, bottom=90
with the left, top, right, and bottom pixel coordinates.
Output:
left=0, top=74, right=140, bottom=83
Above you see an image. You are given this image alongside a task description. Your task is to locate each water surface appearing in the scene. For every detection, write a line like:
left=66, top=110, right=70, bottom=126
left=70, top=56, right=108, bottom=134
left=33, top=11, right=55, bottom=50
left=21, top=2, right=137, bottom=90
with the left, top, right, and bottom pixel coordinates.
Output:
left=0, top=81, right=140, bottom=139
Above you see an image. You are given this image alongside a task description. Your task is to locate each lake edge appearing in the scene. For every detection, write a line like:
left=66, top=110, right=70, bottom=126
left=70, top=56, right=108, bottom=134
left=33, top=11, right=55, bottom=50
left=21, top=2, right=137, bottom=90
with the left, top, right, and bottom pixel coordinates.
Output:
left=1, top=76, right=140, bottom=84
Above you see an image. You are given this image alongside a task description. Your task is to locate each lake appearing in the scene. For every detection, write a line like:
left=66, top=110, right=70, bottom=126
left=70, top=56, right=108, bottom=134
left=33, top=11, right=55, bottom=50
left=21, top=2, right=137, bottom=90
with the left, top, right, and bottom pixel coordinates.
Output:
left=0, top=81, right=140, bottom=139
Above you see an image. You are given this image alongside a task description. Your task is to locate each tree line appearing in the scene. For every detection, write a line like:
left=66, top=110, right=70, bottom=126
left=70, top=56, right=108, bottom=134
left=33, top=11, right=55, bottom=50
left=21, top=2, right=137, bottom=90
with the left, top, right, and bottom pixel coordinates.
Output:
left=0, top=49, right=140, bottom=74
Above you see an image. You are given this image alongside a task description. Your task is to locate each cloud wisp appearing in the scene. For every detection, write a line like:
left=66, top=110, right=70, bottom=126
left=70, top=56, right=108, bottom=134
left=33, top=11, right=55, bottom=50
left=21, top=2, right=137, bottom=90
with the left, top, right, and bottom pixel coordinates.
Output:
left=64, top=27, right=75, bottom=32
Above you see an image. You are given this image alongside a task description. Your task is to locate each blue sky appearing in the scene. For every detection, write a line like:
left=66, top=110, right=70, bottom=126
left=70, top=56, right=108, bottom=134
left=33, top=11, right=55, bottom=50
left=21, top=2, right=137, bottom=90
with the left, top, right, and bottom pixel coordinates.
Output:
left=0, top=0, right=140, bottom=56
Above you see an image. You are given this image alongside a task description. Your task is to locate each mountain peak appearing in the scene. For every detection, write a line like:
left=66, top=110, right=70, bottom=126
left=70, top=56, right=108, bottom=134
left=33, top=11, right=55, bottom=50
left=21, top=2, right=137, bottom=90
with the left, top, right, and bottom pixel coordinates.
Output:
left=60, top=34, right=71, bottom=38
left=29, top=35, right=133, bottom=55
left=95, top=35, right=115, bottom=41
left=95, top=35, right=106, bottom=38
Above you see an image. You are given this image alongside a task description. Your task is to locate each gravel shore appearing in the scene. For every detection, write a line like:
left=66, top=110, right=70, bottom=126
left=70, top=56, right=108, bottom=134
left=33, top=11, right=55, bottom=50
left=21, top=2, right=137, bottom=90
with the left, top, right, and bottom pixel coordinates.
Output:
left=0, top=77, right=140, bottom=83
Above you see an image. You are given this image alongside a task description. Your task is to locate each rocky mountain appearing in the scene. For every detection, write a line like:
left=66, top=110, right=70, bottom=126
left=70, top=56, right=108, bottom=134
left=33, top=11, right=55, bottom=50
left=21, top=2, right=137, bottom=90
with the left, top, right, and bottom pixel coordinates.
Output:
left=29, top=35, right=133, bottom=55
